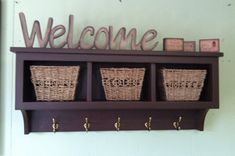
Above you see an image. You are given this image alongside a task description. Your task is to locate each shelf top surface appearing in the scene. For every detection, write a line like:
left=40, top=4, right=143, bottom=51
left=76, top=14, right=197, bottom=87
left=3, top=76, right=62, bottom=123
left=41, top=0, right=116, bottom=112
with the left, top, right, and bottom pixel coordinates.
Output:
left=10, top=47, right=224, bottom=57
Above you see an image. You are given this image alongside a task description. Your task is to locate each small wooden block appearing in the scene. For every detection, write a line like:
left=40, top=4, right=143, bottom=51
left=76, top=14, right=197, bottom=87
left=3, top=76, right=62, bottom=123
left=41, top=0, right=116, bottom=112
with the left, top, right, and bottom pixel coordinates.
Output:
left=199, top=39, right=220, bottom=52
left=184, top=41, right=196, bottom=52
left=163, top=38, right=184, bottom=51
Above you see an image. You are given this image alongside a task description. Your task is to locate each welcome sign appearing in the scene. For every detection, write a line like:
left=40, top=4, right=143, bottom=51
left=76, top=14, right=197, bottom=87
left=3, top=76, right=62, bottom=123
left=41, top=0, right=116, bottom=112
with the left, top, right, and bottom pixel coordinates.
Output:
left=19, top=12, right=159, bottom=50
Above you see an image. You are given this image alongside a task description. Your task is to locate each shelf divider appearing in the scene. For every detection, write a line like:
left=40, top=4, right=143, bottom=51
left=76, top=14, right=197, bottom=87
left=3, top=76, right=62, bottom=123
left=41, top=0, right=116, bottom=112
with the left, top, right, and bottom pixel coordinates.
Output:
left=87, top=62, right=92, bottom=102
left=151, top=63, right=156, bottom=102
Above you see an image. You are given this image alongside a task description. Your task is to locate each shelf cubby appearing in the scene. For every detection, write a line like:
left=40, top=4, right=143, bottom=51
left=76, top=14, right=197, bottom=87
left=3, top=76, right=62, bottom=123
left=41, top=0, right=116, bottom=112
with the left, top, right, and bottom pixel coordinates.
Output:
left=23, top=61, right=87, bottom=102
left=155, top=63, right=212, bottom=102
left=92, top=62, right=151, bottom=101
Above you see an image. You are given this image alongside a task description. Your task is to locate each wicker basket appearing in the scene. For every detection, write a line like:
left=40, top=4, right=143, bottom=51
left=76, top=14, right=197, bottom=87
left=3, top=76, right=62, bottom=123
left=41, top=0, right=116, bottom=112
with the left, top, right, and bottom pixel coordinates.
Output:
left=100, top=68, right=145, bottom=101
left=30, top=66, right=80, bottom=101
left=160, top=69, right=207, bottom=101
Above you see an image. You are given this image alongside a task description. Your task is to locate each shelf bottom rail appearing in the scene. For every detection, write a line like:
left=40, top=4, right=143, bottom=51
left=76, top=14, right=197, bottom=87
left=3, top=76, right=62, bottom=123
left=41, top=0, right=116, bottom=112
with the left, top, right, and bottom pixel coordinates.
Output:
left=21, top=109, right=208, bottom=134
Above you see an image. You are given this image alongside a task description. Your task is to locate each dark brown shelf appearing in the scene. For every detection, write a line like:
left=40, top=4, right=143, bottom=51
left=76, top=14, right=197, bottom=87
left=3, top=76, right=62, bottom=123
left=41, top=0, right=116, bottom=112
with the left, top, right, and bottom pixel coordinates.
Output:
left=11, top=47, right=224, bottom=57
left=10, top=47, right=223, bottom=134
left=17, top=101, right=215, bottom=110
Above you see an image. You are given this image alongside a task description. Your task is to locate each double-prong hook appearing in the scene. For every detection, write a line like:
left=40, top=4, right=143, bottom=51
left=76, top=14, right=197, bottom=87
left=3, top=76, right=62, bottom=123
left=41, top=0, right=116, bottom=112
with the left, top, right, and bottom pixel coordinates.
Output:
left=114, top=117, right=121, bottom=131
left=83, top=117, right=90, bottom=132
left=145, top=116, right=152, bottom=131
left=173, top=116, right=182, bottom=130
left=52, top=118, right=59, bottom=133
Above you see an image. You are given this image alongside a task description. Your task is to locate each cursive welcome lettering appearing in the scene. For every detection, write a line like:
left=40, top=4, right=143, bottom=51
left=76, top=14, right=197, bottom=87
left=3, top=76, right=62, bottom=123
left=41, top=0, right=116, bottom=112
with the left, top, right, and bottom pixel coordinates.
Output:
left=19, top=12, right=158, bottom=50
left=94, top=27, right=109, bottom=49
left=67, top=15, right=79, bottom=49
left=141, top=29, right=158, bottom=51
left=49, top=25, right=67, bottom=48
left=19, top=12, right=53, bottom=47
left=79, top=26, right=95, bottom=49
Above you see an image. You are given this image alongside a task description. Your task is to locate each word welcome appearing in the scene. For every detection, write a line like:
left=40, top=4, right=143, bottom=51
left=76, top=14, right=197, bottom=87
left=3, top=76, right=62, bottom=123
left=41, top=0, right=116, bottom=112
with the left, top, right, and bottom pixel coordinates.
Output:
left=19, top=12, right=158, bottom=50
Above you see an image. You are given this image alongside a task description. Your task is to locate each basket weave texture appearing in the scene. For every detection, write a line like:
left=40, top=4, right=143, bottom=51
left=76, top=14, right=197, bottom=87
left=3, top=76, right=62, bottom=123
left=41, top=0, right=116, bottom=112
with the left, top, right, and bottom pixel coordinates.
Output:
left=100, top=68, right=145, bottom=101
left=161, top=69, right=207, bottom=101
left=30, top=66, right=80, bottom=101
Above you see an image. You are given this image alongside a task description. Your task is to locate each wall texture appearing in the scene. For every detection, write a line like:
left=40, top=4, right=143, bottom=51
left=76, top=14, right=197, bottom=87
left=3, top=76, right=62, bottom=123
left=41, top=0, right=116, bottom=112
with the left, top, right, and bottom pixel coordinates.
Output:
left=1, top=0, right=235, bottom=156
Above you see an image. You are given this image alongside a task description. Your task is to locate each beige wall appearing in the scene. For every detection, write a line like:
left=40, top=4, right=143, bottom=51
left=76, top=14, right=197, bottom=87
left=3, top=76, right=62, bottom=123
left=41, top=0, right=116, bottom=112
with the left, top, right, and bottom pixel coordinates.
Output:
left=1, top=0, right=235, bottom=156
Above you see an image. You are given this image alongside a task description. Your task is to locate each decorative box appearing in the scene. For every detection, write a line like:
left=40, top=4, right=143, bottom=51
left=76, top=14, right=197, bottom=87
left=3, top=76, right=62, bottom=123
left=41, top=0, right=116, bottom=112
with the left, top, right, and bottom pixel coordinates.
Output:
left=199, top=39, right=220, bottom=52
left=184, top=41, right=196, bottom=52
left=163, top=38, right=184, bottom=51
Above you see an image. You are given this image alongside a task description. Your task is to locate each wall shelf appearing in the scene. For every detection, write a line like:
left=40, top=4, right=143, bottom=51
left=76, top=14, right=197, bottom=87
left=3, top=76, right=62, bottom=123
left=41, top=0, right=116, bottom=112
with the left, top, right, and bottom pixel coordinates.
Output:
left=11, top=47, right=223, bottom=134
left=18, top=101, right=214, bottom=110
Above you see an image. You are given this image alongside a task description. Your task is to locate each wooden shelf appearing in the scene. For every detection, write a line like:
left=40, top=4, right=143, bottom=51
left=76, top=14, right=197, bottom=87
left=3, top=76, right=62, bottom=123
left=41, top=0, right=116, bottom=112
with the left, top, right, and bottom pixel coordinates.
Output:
left=18, top=101, right=216, bottom=110
left=10, top=47, right=223, bottom=134
left=10, top=47, right=223, bottom=57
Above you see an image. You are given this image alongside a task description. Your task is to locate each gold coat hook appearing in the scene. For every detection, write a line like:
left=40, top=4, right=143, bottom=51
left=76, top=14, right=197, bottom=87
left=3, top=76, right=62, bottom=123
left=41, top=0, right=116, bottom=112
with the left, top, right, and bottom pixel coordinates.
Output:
left=173, top=116, right=182, bottom=130
left=83, top=117, right=90, bottom=132
left=145, top=116, right=152, bottom=131
left=52, top=118, right=59, bottom=133
left=114, top=117, right=121, bottom=131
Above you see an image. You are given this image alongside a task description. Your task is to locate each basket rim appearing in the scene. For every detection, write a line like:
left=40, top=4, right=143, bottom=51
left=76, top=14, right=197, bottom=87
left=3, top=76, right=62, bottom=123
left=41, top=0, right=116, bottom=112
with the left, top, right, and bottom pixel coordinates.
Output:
left=161, top=68, right=207, bottom=72
left=100, top=68, right=146, bottom=71
left=30, top=65, right=80, bottom=68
